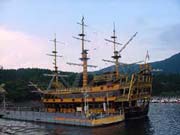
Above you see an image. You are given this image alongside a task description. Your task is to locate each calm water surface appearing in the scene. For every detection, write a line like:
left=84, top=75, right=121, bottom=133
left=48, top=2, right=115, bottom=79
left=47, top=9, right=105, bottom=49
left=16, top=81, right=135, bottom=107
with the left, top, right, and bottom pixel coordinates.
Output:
left=0, top=103, right=180, bottom=135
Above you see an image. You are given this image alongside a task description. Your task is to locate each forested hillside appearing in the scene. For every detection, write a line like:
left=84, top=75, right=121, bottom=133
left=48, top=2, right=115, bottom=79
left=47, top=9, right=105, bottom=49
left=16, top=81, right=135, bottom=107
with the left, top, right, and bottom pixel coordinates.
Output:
left=0, top=68, right=180, bottom=102
left=0, top=69, right=79, bottom=102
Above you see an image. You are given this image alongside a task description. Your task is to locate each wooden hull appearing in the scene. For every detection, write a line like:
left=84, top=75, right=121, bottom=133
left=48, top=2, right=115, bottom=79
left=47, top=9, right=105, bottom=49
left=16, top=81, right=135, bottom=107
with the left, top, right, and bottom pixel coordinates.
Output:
left=125, top=104, right=149, bottom=120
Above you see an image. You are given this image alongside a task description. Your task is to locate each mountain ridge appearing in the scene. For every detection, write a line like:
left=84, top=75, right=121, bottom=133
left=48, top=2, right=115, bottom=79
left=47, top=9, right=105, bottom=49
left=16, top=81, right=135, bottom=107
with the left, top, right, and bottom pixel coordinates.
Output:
left=97, top=52, right=180, bottom=74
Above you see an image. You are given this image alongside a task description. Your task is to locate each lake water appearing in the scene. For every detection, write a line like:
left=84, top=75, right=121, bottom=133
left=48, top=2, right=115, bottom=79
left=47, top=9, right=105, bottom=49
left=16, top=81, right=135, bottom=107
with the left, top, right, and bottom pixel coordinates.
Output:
left=0, top=103, right=180, bottom=135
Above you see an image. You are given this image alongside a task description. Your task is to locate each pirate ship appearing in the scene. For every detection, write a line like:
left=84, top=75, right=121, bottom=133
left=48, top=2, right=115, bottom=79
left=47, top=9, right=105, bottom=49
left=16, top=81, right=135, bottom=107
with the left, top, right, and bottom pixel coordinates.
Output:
left=0, top=17, right=152, bottom=126
left=42, top=17, right=152, bottom=120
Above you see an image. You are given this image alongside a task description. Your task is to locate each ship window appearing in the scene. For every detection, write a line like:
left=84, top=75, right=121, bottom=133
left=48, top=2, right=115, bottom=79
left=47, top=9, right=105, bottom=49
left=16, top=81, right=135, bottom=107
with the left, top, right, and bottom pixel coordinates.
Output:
left=109, top=103, right=113, bottom=108
left=94, top=104, right=98, bottom=108
left=89, top=104, right=93, bottom=108
left=143, top=88, right=146, bottom=93
left=139, top=89, right=142, bottom=94
left=131, top=101, right=136, bottom=106
left=121, top=78, right=126, bottom=83
left=133, top=88, right=137, bottom=94
left=120, top=90, right=123, bottom=95
left=125, top=88, right=129, bottom=94
left=98, top=104, right=102, bottom=108
left=139, top=76, right=142, bottom=81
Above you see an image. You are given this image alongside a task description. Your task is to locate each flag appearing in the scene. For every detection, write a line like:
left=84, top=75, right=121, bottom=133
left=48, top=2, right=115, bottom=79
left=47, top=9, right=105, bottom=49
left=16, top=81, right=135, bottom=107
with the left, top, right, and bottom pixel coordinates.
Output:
left=146, top=50, right=150, bottom=61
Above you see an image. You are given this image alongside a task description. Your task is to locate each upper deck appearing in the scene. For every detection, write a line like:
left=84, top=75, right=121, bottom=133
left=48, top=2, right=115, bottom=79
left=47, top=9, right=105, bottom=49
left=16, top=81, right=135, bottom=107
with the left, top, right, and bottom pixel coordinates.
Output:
left=42, top=64, right=152, bottom=104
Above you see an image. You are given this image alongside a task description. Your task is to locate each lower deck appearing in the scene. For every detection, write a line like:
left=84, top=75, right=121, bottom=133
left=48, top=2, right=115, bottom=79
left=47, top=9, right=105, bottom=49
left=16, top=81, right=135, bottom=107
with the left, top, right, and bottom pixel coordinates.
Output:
left=0, top=110, right=124, bottom=127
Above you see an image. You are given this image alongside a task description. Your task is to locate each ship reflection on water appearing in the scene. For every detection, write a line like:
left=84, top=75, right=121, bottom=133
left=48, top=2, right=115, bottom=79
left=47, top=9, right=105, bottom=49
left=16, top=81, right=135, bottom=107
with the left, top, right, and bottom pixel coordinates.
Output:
left=0, top=118, right=154, bottom=135
left=46, top=117, right=153, bottom=135
left=124, top=117, right=154, bottom=135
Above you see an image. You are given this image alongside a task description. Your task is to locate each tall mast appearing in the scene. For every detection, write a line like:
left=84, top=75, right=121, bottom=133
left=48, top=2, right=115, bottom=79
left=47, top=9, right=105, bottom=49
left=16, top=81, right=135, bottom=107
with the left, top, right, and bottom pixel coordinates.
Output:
left=105, top=25, right=138, bottom=79
left=105, top=23, right=121, bottom=79
left=52, top=34, right=58, bottom=87
left=73, top=16, right=90, bottom=88
left=69, top=17, right=96, bottom=88
left=48, top=34, right=63, bottom=90
left=112, top=24, right=121, bottom=78
left=80, top=17, right=88, bottom=88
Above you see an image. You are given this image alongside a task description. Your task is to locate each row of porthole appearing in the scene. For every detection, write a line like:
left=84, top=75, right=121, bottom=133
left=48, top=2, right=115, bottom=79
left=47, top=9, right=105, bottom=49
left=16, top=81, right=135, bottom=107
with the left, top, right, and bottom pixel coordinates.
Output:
left=45, top=97, right=111, bottom=102
left=89, top=85, right=115, bottom=91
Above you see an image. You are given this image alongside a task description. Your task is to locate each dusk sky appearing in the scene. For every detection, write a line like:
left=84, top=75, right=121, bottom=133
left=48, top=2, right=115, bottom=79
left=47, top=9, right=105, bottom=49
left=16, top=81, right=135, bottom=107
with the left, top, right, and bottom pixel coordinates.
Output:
left=0, top=0, right=180, bottom=72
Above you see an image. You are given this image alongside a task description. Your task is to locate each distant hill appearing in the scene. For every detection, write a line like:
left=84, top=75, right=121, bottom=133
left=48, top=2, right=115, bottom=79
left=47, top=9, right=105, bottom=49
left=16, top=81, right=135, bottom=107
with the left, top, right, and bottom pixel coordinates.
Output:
left=151, top=53, right=180, bottom=73
left=97, top=52, right=180, bottom=74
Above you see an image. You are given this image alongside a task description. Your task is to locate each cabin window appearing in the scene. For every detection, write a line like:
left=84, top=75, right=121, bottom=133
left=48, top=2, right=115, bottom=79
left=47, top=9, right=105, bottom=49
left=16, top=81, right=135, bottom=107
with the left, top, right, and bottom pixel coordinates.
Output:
left=143, top=88, right=146, bottom=93
left=89, top=104, right=93, bottom=108
left=133, top=88, right=137, bottom=94
left=119, top=90, right=123, bottom=95
left=98, top=104, right=102, bottom=108
left=125, top=88, right=129, bottom=94
left=121, top=78, right=126, bottom=83
left=139, top=76, right=142, bottom=81
left=109, top=102, right=113, bottom=108
left=94, top=104, right=98, bottom=108
left=139, top=89, right=142, bottom=94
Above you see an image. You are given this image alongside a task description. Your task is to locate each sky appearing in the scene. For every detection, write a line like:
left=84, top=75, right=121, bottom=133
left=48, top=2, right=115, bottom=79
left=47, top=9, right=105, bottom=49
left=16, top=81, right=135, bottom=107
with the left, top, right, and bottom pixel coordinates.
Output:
left=0, top=0, right=180, bottom=72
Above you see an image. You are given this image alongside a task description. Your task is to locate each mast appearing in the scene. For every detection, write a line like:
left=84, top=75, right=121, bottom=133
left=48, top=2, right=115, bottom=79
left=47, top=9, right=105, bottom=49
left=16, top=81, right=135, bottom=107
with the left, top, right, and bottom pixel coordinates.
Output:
left=73, top=17, right=90, bottom=88
left=105, top=23, right=121, bottom=79
left=80, top=17, right=88, bottom=88
left=112, top=24, right=121, bottom=78
left=104, top=26, right=138, bottom=79
left=53, top=35, right=58, bottom=86
left=47, top=34, right=63, bottom=90
left=68, top=17, right=96, bottom=89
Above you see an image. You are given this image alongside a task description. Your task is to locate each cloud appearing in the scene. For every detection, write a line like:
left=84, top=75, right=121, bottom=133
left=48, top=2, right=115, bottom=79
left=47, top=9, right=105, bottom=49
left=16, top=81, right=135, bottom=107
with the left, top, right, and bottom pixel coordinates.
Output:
left=0, top=26, right=50, bottom=69
left=143, top=24, right=180, bottom=62
left=0, top=23, right=179, bottom=72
